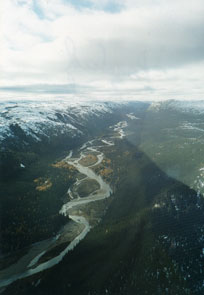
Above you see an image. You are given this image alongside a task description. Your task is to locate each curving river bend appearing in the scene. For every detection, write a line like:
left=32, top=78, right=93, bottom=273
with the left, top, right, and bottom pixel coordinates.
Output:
left=0, top=139, right=113, bottom=289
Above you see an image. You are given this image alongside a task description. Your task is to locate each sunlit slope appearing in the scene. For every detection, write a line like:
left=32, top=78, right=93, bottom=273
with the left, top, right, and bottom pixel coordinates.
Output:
left=3, top=100, right=204, bottom=295
left=140, top=100, right=204, bottom=194
left=6, top=139, right=204, bottom=295
left=0, top=101, right=148, bottom=255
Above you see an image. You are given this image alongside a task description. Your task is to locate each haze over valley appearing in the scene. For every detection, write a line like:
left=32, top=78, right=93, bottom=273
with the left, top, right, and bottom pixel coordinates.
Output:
left=1, top=0, right=204, bottom=293
left=1, top=99, right=204, bottom=294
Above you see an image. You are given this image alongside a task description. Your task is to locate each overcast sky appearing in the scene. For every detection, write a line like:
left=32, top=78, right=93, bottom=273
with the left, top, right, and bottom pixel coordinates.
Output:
left=1, top=0, right=204, bottom=101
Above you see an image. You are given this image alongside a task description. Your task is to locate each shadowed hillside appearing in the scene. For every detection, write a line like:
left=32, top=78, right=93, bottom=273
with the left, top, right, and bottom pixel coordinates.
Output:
left=4, top=141, right=203, bottom=295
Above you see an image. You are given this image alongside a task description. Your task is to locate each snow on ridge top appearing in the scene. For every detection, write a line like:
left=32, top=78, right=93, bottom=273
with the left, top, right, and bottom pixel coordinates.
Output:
left=127, top=113, right=140, bottom=120
left=0, top=99, right=128, bottom=143
left=149, top=100, right=204, bottom=113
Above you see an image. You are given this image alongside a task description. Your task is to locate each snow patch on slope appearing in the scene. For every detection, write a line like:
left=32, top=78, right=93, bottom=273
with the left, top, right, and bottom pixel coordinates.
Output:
left=127, top=113, right=140, bottom=120
left=149, top=100, right=204, bottom=114
left=0, top=99, right=127, bottom=145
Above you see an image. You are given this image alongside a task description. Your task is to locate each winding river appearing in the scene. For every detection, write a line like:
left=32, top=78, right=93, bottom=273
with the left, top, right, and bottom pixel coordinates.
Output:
left=0, top=139, right=113, bottom=289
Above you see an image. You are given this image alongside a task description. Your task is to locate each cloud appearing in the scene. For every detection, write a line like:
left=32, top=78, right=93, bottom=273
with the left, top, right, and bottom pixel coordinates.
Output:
left=1, top=0, right=204, bottom=100
left=0, top=83, right=80, bottom=94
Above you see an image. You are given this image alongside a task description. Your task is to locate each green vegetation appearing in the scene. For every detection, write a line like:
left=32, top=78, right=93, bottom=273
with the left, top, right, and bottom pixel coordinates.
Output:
left=79, top=154, right=98, bottom=167
left=7, top=139, right=197, bottom=295
left=37, top=242, right=70, bottom=265
left=3, top=104, right=204, bottom=295
left=0, top=150, right=77, bottom=255
left=140, top=108, right=204, bottom=188
left=77, top=179, right=100, bottom=198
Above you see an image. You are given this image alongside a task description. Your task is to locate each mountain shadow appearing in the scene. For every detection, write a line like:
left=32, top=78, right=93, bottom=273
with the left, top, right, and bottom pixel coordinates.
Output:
left=3, top=140, right=204, bottom=295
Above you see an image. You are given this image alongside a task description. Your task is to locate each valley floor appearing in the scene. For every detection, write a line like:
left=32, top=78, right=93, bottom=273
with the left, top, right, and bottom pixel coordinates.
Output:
left=2, top=104, right=204, bottom=294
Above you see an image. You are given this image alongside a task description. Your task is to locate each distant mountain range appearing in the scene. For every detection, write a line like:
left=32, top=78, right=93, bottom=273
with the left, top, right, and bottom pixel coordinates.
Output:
left=0, top=100, right=122, bottom=142
left=2, top=99, right=204, bottom=294
left=0, top=100, right=149, bottom=151
left=149, top=99, right=204, bottom=113
left=2, top=99, right=204, bottom=146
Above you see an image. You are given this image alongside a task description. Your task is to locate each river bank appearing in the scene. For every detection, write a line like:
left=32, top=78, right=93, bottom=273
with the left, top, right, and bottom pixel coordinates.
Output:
left=0, top=138, right=114, bottom=289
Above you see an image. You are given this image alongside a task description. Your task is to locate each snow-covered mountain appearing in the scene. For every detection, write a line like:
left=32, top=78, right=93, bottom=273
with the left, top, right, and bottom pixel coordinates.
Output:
left=149, top=100, right=204, bottom=114
left=3, top=99, right=204, bottom=149
left=0, top=99, right=131, bottom=149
